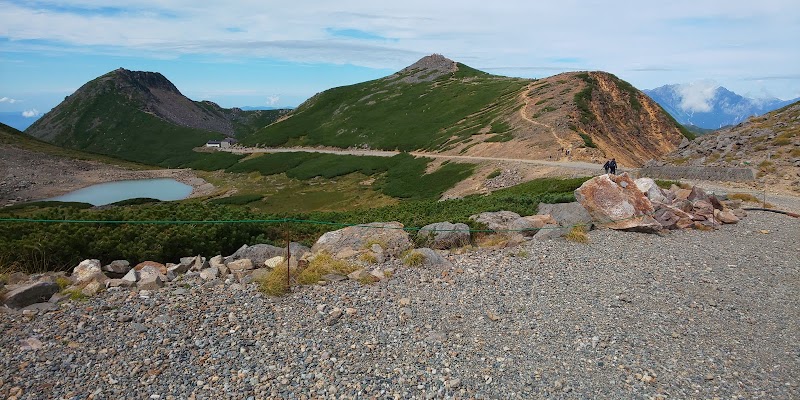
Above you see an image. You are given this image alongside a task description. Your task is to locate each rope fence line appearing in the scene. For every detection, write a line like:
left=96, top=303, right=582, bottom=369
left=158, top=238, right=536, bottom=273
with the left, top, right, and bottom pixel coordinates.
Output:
left=0, top=212, right=656, bottom=233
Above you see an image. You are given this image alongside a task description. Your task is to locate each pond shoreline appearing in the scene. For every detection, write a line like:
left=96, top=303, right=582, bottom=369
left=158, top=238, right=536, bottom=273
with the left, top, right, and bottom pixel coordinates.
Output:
left=1, top=146, right=215, bottom=206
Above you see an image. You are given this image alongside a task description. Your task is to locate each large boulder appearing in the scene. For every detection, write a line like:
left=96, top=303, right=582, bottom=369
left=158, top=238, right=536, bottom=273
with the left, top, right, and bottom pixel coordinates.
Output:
left=574, top=173, right=661, bottom=233
left=72, top=259, right=107, bottom=284
left=311, top=222, right=412, bottom=259
left=533, top=202, right=595, bottom=240
left=416, top=222, right=471, bottom=249
left=469, top=211, right=522, bottom=232
left=469, top=211, right=543, bottom=243
left=2, top=281, right=60, bottom=309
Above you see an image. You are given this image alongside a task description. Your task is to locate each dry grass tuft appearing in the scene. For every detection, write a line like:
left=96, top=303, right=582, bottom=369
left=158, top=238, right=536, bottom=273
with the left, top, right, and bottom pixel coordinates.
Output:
left=564, top=225, right=589, bottom=243
left=402, top=251, right=425, bottom=267
left=55, top=276, right=72, bottom=290
left=297, top=253, right=358, bottom=285
left=359, top=253, right=378, bottom=264
left=255, top=266, right=295, bottom=296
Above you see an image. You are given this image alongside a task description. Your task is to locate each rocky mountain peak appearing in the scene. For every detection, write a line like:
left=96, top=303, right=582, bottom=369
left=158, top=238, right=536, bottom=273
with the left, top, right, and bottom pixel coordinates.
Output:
left=104, top=67, right=182, bottom=96
left=390, top=54, right=458, bottom=83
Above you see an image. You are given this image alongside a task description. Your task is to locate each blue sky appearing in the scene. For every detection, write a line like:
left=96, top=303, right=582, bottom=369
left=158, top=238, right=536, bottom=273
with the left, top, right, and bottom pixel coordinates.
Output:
left=1, top=0, right=798, bottom=119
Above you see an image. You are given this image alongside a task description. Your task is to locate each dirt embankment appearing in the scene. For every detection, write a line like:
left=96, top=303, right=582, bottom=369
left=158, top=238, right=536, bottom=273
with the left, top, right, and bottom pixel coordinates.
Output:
left=0, top=147, right=214, bottom=206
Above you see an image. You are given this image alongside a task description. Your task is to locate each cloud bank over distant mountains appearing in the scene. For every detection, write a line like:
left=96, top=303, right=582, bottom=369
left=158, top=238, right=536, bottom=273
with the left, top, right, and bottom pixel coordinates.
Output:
left=676, top=81, right=720, bottom=113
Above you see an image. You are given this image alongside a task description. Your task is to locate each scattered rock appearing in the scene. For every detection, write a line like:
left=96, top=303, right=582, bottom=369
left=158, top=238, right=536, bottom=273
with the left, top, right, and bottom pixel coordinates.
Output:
left=312, top=222, right=412, bottom=259
left=134, top=261, right=167, bottom=275
left=102, top=260, right=131, bottom=277
left=1, top=281, right=60, bottom=309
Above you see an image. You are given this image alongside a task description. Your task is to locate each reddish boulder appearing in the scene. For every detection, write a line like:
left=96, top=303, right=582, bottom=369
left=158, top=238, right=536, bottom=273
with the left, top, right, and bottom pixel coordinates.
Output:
left=574, top=173, right=661, bottom=233
left=134, top=261, right=167, bottom=275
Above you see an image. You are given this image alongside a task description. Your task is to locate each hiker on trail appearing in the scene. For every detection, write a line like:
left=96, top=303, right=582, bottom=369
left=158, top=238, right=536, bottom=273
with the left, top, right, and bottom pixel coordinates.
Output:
left=609, top=158, right=617, bottom=175
left=603, top=160, right=611, bottom=174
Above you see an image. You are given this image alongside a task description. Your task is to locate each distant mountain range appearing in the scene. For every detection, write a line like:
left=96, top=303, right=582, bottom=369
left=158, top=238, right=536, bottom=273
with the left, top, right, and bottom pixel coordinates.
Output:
left=23, top=55, right=690, bottom=167
left=644, top=84, right=799, bottom=130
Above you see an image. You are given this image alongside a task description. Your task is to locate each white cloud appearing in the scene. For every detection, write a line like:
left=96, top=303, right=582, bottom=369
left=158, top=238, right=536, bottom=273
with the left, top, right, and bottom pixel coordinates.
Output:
left=266, top=95, right=280, bottom=106
left=677, top=81, right=720, bottom=113
left=22, top=109, right=40, bottom=118
left=0, top=97, right=20, bottom=104
left=0, top=1, right=798, bottom=99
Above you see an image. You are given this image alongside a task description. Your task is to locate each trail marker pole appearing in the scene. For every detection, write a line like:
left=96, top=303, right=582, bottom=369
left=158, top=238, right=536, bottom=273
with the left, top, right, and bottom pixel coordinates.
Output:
left=285, top=222, right=291, bottom=293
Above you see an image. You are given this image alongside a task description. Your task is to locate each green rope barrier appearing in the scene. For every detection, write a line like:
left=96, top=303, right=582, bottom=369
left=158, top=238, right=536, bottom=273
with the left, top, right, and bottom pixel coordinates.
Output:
left=0, top=211, right=655, bottom=233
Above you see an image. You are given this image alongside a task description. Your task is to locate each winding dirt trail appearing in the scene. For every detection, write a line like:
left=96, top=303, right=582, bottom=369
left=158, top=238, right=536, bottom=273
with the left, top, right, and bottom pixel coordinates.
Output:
left=518, top=84, right=571, bottom=155
left=218, top=146, right=603, bottom=172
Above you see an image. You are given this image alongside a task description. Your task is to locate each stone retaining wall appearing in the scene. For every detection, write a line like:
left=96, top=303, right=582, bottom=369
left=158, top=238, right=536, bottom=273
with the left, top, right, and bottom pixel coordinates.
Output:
left=639, top=166, right=755, bottom=182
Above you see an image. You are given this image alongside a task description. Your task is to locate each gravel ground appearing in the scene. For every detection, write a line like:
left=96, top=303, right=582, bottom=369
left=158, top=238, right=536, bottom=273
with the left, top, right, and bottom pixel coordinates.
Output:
left=1, top=211, right=798, bottom=399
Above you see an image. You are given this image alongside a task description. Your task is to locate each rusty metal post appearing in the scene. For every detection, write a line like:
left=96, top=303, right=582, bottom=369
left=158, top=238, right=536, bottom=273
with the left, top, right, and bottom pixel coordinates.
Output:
left=285, top=222, right=291, bottom=293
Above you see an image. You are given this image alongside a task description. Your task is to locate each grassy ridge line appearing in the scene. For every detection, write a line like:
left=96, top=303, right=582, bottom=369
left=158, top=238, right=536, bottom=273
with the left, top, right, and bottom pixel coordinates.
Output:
left=0, top=177, right=586, bottom=271
left=243, top=65, right=529, bottom=151
left=0, top=123, right=153, bottom=170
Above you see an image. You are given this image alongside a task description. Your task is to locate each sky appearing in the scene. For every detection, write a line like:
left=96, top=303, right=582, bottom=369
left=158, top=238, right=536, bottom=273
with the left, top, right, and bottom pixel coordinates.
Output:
left=1, top=0, right=799, bottom=120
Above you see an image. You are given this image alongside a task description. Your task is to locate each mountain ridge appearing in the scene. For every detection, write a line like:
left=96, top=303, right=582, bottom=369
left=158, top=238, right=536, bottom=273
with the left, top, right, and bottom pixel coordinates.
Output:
left=655, top=101, right=800, bottom=193
left=245, top=56, right=689, bottom=167
left=24, top=68, right=286, bottom=166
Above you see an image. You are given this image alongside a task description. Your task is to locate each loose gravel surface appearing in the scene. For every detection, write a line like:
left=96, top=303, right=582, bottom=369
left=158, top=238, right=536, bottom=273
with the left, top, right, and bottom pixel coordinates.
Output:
left=2, top=212, right=798, bottom=399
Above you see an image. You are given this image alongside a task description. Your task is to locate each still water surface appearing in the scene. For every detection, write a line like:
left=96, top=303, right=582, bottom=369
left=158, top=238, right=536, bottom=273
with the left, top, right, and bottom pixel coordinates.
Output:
left=48, top=178, right=192, bottom=206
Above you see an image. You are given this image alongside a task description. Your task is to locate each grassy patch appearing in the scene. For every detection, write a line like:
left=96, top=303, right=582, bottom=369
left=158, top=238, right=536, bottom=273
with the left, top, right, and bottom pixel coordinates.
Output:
left=654, top=179, right=682, bottom=189
left=183, top=152, right=245, bottom=171
left=298, top=253, right=359, bottom=285
left=209, top=194, right=263, bottom=206
left=255, top=266, right=293, bottom=296
left=486, top=169, right=502, bottom=179
left=564, top=225, right=589, bottom=243
left=579, top=133, right=597, bottom=148
left=55, top=276, right=72, bottom=290
left=403, top=251, right=425, bottom=267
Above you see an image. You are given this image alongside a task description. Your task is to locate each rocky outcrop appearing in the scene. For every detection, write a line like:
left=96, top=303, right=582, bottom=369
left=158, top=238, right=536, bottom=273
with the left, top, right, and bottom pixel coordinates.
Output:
left=575, top=173, right=661, bottom=233
left=576, top=174, right=749, bottom=232
left=311, top=222, right=412, bottom=259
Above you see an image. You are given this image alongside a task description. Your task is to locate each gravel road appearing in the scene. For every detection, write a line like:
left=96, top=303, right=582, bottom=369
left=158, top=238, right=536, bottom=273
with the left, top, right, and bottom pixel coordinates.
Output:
left=2, top=211, right=798, bottom=399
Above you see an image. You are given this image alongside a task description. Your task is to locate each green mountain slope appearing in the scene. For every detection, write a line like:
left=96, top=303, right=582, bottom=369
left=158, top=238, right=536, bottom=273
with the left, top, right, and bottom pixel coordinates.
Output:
left=0, top=122, right=147, bottom=169
left=24, top=68, right=286, bottom=167
left=241, top=55, right=529, bottom=151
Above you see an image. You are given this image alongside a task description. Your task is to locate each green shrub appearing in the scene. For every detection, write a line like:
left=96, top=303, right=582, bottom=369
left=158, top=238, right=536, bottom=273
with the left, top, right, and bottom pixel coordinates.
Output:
left=579, top=133, right=597, bottom=148
left=209, top=194, right=263, bottom=206
left=109, top=198, right=162, bottom=206
left=486, top=169, right=502, bottom=179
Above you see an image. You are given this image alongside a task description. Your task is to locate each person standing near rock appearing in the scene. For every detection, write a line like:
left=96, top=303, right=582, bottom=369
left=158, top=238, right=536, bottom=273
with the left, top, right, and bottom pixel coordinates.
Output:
left=609, top=158, right=617, bottom=175
left=603, top=160, right=611, bottom=174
